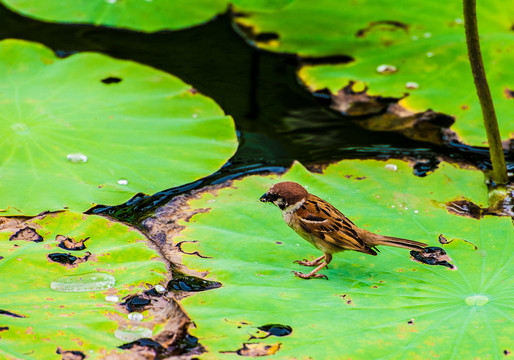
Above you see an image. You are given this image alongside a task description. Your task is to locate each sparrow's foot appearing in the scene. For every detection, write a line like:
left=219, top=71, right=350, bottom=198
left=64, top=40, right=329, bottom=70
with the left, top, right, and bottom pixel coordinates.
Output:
left=294, top=259, right=319, bottom=267
left=292, top=271, right=328, bottom=280
left=293, top=255, right=325, bottom=267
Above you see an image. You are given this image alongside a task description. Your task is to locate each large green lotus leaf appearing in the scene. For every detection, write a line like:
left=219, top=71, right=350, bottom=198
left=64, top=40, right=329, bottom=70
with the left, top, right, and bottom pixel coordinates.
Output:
left=1, top=0, right=228, bottom=31
left=0, top=211, right=167, bottom=359
left=235, top=0, right=514, bottom=146
left=177, top=160, right=512, bottom=359
left=0, top=40, right=236, bottom=216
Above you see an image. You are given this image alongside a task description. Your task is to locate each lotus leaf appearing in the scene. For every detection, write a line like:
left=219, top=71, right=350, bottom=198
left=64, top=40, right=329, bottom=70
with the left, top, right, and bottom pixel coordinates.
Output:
left=0, top=211, right=167, bottom=359
left=178, top=160, right=512, bottom=359
left=1, top=0, right=228, bottom=31
left=235, top=0, right=514, bottom=146
left=0, top=39, right=236, bottom=215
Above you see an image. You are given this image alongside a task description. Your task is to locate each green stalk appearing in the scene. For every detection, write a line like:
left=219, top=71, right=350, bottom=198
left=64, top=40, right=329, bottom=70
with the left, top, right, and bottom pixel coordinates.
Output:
left=463, top=0, right=508, bottom=185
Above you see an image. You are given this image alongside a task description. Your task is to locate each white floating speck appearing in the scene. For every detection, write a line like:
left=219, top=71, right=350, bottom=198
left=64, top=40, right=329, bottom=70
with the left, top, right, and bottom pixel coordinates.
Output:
left=404, top=207, right=408, bottom=210
left=385, top=164, right=398, bottom=171
left=455, top=18, right=464, bottom=24
left=105, top=295, right=119, bottom=303
left=423, top=32, right=432, bottom=38
left=406, top=82, right=419, bottom=90
left=376, top=195, right=380, bottom=199
left=128, top=312, right=144, bottom=322
left=192, top=113, right=198, bottom=118
left=414, top=210, right=419, bottom=214
left=296, top=243, right=300, bottom=247
left=67, top=153, right=88, bottom=164
left=117, top=179, right=128, bottom=185
left=154, top=284, right=166, bottom=293
left=115, top=327, right=152, bottom=342
left=376, top=64, right=397, bottom=74
left=426, top=52, right=434, bottom=58
left=106, top=0, right=116, bottom=3
left=51, top=272, right=115, bottom=292
left=411, top=35, right=419, bottom=41
left=391, top=205, right=396, bottom=208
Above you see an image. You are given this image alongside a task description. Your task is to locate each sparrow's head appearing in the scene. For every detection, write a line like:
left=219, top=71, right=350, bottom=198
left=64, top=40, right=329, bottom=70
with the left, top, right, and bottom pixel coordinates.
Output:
left=259, top=181, right=308, bottom=210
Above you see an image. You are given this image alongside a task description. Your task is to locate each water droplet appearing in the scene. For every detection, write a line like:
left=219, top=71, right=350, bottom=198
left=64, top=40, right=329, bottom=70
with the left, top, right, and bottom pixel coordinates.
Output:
left=455, top=18, right=464, bottom=24
left=154, top=284, right=166, bottom=293
left=406, top=82, right=419, bottom=90
left=128, top=312, right=144, bottom=321
left=11, top=123, right=29, bottom=134
left=423, top=32, right=432, bottom=38
left=114, top=327, right=152, bottom=342
left=385, top=164, right=398, bottom=171
left=376, top=64, right=397, bottom=74
left=117, top=179, right=128, bottom=185
left=51, top=272, right=115, bottom=292
left=67, top=153, right=88, bottom=164
left=105, top=295, right=119, bottom=303
left=465, top=295, right=489, bottom=306
left=426, top=52, right=434, bottom=58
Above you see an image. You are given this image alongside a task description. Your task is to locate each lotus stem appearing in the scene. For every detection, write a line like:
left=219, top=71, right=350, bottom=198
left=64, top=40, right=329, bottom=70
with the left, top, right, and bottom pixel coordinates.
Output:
left=463, top=0, right=508, bottom=185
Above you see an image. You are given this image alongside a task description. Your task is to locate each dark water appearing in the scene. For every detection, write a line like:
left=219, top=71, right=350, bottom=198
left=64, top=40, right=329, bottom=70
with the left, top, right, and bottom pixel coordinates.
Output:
left=0, top=4, right=511, bottom=223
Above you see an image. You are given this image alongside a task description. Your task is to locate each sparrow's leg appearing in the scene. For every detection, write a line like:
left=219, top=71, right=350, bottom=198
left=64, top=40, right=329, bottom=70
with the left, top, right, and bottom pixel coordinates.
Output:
left=293, top=255, right=325, bottom=267
left=293, top=254, right=332, bottom=280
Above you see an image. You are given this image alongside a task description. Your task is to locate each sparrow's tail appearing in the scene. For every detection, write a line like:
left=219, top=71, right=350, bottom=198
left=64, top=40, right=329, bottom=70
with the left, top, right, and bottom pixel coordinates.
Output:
left=367, top=234, right=427, bottom=252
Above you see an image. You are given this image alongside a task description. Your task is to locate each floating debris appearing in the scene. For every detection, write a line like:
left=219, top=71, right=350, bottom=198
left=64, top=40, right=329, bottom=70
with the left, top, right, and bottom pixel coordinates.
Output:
left=51, top=272, right=115, bottom=292
left=117, top=179, right=129, bottom=185
left=406, top=82, right=419, bottom=90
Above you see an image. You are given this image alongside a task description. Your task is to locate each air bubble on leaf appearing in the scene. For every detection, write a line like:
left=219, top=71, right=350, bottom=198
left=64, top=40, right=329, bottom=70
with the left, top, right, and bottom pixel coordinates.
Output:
left=51, top=272, right=115, bottom=292
left=115, top=327, right=152, bottom=342
left=117, top=179, right=128, bottom=185
left=426, top=52, right=434, bottom=58
left=105, top=295, right=119, bottom=303
left=423, top=32, right=432, bottom=38
left=128, top=312, right=144, bottom=322
left=154, top=284, right=166, bottom=293
left=67, top=153, right=88, bottom=164
left=406, top=82, right=419, bottom=90
left=385, top=164, right=398, bottom=171
left=465, top=295, right=489, bottom=306
left=11, top=123, right=29, bottom=134
left=376, top=64, right=397, bottom=74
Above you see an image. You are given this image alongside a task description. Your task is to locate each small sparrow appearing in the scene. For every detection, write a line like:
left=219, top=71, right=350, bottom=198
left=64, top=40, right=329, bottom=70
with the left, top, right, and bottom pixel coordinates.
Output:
left=260, top=181, right=428, bottom=279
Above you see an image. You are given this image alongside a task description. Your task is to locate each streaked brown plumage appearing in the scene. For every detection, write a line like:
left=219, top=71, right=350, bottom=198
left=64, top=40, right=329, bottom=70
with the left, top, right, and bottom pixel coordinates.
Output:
left=260, top=181, right=427, bottom=279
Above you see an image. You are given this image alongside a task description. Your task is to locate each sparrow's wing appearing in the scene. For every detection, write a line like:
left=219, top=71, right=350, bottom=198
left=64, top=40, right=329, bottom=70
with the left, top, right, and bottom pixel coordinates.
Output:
left=296, top=194, right=377, bottom=255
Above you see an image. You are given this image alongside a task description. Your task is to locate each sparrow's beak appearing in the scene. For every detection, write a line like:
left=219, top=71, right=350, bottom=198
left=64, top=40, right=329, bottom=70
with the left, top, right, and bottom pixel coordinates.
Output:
left=259, top=193, right=271, bottom=203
